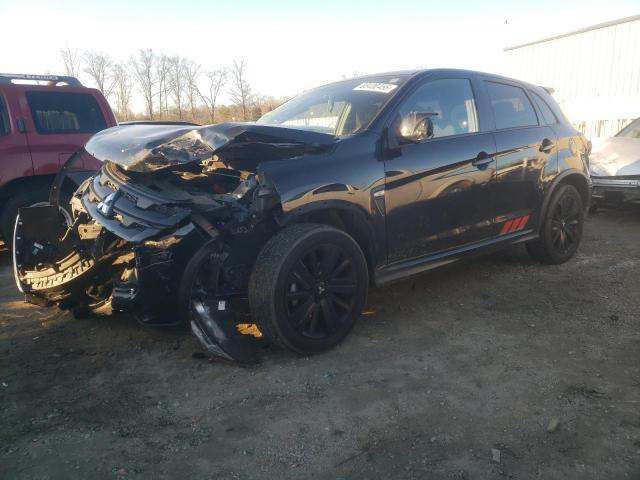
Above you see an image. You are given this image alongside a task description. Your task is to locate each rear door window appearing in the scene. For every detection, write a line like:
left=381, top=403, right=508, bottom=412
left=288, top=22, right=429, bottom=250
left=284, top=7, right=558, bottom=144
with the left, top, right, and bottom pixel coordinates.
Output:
left=485, top=82, right=538, bottom=129
left=25, top=91, right=106, bottom=134
left=0, top=95, right=9, bottom=135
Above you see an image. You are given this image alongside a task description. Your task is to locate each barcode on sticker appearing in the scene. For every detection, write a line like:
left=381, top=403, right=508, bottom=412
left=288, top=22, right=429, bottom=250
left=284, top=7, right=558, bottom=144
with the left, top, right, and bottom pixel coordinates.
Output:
left=353, top=82, right=398, bottom=94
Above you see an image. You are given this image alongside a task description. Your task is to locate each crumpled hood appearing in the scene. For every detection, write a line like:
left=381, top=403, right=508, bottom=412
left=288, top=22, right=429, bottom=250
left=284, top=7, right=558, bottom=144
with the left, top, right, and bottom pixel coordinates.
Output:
left=85, top=122, right=337, bottom=173
left=589, top=137, right=640, bottom=177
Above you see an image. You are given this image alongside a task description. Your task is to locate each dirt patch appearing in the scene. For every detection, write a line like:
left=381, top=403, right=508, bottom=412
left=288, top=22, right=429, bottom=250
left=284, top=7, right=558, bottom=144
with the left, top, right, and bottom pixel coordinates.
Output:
left=1, top=206, right=640, bottom=479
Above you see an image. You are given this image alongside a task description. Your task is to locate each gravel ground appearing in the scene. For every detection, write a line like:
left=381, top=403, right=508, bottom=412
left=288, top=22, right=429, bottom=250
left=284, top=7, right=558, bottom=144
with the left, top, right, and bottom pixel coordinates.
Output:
left=1, top=206, right=639, bottom=480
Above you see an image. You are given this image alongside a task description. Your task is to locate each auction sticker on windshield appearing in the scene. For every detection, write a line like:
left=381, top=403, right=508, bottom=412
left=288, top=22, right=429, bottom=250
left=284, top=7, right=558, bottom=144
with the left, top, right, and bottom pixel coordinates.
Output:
left=353, top=82, right=398, bottom=94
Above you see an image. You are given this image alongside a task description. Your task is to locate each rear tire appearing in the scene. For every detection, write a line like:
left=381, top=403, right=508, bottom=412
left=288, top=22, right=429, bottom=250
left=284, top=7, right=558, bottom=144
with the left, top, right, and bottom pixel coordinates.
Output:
left=526, top=184, right=584, bottom=264
left=249, top=223, right=368, bottom=355
left=1, top=187, right=50, bottom=247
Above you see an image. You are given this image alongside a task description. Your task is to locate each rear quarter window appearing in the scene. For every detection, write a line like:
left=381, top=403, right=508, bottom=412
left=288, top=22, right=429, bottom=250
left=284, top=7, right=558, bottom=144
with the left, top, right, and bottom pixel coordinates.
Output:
left=531, top=92, right=557, bottom=125
left=26, top=91, right=107, bottom=134
left=485, top=82, right=538, bottom=130
left=616, top=118, right=640, bottom=138
left=0, top=95, right=9, bottom=135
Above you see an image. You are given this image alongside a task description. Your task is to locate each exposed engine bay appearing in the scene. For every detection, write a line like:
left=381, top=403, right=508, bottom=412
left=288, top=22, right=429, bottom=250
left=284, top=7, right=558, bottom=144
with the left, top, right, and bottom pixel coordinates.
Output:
left=13, top=123, right=336, bottom=362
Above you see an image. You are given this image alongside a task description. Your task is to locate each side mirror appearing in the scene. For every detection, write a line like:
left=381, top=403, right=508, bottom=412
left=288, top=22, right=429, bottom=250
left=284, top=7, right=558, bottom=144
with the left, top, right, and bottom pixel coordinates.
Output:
left=398, top=112, right=435, bottom=143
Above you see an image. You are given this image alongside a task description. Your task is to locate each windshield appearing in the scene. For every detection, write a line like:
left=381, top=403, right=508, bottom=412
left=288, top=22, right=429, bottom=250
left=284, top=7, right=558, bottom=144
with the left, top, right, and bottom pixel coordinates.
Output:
left=616, top=118, right=640, bottom=138
left=257, top=74, right=410, bottom=137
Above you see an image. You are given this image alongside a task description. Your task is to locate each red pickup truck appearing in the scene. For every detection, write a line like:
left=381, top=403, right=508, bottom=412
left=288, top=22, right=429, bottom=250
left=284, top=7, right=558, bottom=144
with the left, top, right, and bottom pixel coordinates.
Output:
left=0, top=73, right=117, bottom=243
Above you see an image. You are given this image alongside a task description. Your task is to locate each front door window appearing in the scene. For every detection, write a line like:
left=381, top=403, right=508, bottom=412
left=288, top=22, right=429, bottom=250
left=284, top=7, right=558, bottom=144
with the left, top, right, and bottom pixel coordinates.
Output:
left=398, top=78, right=479, bottom=139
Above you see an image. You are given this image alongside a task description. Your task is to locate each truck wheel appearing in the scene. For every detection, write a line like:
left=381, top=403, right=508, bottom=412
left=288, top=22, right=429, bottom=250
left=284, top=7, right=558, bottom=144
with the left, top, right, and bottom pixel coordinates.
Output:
left=249, top=223, right=368, bottom=355
left=526, top=184, right=584, bottom=264
left=1, top=187, right=50, bottom=247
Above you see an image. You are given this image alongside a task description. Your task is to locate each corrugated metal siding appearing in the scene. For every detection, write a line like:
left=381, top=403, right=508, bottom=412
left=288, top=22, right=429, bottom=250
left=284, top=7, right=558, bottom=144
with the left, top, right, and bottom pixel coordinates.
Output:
left=505, top=17, right=640, bottom=139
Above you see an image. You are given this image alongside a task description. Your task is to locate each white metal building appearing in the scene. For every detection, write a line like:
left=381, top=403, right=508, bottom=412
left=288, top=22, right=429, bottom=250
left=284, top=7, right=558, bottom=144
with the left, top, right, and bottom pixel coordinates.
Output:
left=504, top=15, right=640, bottom=141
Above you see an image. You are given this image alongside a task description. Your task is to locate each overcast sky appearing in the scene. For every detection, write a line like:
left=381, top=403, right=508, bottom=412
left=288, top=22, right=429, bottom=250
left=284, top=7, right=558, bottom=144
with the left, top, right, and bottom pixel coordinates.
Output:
left=1, top=0, right=638, bottom=108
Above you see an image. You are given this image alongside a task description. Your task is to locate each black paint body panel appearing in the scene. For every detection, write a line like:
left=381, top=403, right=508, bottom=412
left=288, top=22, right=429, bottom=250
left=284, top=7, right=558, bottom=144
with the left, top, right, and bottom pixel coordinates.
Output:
left=259, top=69, right=590, bottom=283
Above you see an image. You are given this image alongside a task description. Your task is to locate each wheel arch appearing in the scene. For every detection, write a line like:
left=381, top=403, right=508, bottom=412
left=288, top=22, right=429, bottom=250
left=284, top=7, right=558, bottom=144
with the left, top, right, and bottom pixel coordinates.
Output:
left=280, top=201, right=380, bottom=283
left=540, top=170, right=591, bottom=225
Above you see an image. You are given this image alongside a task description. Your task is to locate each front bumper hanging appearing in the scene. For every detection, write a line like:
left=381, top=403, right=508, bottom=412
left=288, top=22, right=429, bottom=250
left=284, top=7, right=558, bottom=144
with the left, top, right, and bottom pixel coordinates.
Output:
left=13, top=193, right=261, bottom=364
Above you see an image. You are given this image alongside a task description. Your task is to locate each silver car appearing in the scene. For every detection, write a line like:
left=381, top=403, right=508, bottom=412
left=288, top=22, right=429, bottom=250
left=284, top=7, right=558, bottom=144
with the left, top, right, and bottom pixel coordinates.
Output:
left=590, top=118, right=640, bottom=206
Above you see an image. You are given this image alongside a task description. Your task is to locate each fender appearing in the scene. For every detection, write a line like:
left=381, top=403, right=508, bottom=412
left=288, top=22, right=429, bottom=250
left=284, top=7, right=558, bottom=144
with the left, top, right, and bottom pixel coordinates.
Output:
left=538, top=168, right=591, bottom=231
left=279, top=199, right=383, bottom=271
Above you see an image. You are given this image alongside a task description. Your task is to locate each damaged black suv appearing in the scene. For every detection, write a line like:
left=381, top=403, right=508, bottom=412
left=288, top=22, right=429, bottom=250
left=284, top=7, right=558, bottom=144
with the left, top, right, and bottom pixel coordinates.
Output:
left=13, top=69, right=591, bottom=362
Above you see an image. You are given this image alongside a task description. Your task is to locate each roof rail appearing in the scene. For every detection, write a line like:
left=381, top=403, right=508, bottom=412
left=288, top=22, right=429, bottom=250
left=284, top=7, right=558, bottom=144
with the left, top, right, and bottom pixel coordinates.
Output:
left=540, top=86, right=555, bottom=95
left=0, top=73, right=82, bottom=86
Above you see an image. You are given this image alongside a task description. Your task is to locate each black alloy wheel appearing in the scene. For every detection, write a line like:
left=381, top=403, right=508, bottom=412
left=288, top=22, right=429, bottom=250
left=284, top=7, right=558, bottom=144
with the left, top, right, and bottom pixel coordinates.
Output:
left=550, top=191, right=581, bottom=255
left=526, top=184, right=584, bottom=264
left=249, top=223, right=368, bottom=355
left=284, top=243, right=358, bottom=339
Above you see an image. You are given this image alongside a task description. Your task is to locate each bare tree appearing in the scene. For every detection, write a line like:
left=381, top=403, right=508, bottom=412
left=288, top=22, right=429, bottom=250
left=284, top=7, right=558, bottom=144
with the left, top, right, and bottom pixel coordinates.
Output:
left=57, top=49, right=267, bottom=122
left=60, top=48, right=81, bottom=78
left=169, top=56, right=187, bottom=119
left=156, top=54, right=171, bottom=118
left=132, top=49, right=156, bottom=120
left=83, top=51, right=114, bottom=97
left=229, top=59, right=251, bottom=121
left=199, top=69, right=227, bottom=124
left=112, top=63, right=134, bottom=121
left=255, top=95, right=287, bottom=118
left=184, top=61, right=201, bottom=121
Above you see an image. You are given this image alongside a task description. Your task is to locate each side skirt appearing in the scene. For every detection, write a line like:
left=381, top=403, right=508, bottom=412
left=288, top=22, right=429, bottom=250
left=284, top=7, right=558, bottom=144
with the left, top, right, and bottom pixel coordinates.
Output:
left=374, top=230, right=538, bottom=287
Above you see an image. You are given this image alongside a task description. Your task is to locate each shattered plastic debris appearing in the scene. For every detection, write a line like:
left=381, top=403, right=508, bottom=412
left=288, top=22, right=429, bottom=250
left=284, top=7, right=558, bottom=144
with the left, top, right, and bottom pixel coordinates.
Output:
left=236, top=323, right=263, bottom=338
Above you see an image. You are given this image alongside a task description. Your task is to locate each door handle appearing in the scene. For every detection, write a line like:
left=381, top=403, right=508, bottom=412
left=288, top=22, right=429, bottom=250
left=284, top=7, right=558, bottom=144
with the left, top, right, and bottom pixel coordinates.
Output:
left=16, top=117, right=26, bottom=133
left=539, top=138, right=555, bottom=153
left=472, top=151, right=493, bottom=169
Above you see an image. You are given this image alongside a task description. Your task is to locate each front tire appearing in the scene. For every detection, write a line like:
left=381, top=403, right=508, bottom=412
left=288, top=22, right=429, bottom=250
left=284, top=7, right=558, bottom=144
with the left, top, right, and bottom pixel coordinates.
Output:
left=249, top=223, right=368, bottom=355
left=526, top=184, right=584, bottom=264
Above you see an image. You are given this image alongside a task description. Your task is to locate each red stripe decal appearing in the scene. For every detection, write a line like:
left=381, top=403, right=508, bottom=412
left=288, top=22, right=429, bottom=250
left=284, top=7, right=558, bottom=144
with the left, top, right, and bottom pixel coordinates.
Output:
left=516, top=215, right=530, bottom=231
left=509, top=218, right=522, bottom=233
left=500, top=220, right=514, bottom=235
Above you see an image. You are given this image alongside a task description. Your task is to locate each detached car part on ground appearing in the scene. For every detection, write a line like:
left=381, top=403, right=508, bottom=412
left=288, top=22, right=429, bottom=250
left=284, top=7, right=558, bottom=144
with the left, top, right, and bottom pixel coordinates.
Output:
left=590, top=117, right=640, bottom=207
left=13, top=69, right=591, bottom=363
